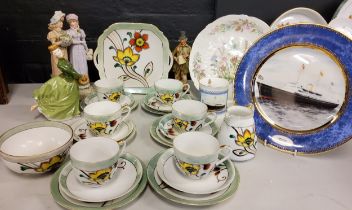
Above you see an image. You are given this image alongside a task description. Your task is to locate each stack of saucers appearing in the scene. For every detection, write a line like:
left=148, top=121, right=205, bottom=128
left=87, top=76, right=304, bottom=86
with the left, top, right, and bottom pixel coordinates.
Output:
left=150, top=100, right=219, bottom=147
left=51, top=138, right=147, bottom=209
left=141, top=79, right=192, bottom=115
left=147, top=132, right=239, bottom=206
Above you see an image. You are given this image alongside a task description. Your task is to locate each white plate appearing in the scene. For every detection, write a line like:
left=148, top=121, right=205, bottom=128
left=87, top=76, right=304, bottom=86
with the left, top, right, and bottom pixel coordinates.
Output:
left=190, top=14, right=270, bottom=89
left=156, top=149, right=234, bottom=195
left=334, top=0, right=352, bottom=19
left=59, top=158, right=140, bottom=202
left=271, top=7, right=327, bottom=29
left=329, top=18, right=352, bottom=39
left=94, top=23, right=173, bottom=94
left=71, top=119, right=135, bottom=142
left=158, top=114, right=215, bottom=139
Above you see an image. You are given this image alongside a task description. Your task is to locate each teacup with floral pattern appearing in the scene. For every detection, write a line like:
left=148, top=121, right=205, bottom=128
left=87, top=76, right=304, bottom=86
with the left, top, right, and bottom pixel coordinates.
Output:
left=172, top=100, right=217, bottom=133
left=154, top=79, right=190, bottom=105
left=173, top=132, right=231, bottom=179
left=95, top=78, right=124, bottom=102
left=84, top=101, right=131, bottom=136
left=69, top=137, right=126, bottom=187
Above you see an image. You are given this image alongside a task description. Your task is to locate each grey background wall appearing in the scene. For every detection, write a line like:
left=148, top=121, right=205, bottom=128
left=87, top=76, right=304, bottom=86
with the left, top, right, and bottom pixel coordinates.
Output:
left=0, top=0, right=343, bottom=83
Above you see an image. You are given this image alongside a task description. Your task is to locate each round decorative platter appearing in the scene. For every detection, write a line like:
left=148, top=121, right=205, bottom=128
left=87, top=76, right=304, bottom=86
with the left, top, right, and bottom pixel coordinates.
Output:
left=94, top=23, right=173, bottom=94
left=189, top=14, right=270, bottom=89
left=234, top=24, right=352, bottom=154
left=271, top=7, right=327, bottom=29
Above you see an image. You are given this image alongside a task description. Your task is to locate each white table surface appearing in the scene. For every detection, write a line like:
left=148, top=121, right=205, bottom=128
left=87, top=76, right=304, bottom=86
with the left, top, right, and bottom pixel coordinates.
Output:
left=0, top=84, right=351, bottom=210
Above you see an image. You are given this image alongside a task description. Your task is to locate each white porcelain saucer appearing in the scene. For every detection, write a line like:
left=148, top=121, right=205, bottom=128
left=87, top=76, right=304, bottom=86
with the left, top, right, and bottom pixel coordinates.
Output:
left=81, top=93, right=138, bottom=112
left=329, top=18, right=352, bottom=39
left=156, top=149, right=235, bottom=195
left=71, top=119, right=135, bottom=142
left=59, top=157, right=142, bottom=203
left=158, top=114, right=215, bottom=139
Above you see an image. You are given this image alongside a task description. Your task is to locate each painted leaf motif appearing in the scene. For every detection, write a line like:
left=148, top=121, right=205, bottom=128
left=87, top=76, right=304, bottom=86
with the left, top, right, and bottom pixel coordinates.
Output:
left=118, top=75, right=130, bottom=81
left=233, top=149, right=248, bottom=156
left=143, top=61, right=153, bottom=78
left=109, top=46, right=115, bottom=50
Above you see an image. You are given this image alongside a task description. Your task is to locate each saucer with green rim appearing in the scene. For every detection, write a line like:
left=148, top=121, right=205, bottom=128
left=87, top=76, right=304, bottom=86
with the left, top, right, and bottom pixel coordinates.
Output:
left=51, top=153, right=147, bottom=209
left=147, top=150, right=240, bottom=206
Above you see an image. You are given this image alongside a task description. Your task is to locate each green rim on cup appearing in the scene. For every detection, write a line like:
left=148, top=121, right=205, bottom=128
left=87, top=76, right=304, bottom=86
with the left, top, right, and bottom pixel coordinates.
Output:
left=147, top=150, right=240, bottom=206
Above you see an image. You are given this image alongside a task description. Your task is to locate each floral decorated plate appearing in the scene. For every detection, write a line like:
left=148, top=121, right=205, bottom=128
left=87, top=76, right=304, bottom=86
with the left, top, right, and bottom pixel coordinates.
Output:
left=156, top=149, right=235, bottom=195
left=141, top=101, right=168, bottom=116
left=329, top=18, right=352, bottom=39
left=147, top=151, right=239, bottom=206
left=58, top=154, right=143, bottom=202
left=94, top=23, right=173, bottom=94
left=51, top=153, right=147, bottom=209
left=333, top=0, right=352, bottom=19
left=234, top=24, right=352, bottom=154
left=158, top=114, right=218, bottom=139
left=80, top=93, right=138, bottom=112
left=70, top=119, right=135, bottom=143
left=271, top=7, right=327, bottom=29
left=189, top=15, right=270, bottom=89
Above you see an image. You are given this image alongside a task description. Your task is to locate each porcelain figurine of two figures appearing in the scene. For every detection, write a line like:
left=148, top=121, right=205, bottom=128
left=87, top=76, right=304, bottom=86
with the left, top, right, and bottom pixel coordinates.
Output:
left=33, top=11, right=93, bottom=121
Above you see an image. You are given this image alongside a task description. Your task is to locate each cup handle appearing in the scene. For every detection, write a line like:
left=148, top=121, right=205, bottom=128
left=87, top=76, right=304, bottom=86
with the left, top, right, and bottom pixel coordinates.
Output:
left=202, top=112, right=217, bottom=128
left=180, top=84, right=190, bottom=97
left=215, top=145, right=232, bottom=165
left=116, top=140, right=126, bottom=158
left=120, top=106, right=131, bottom=123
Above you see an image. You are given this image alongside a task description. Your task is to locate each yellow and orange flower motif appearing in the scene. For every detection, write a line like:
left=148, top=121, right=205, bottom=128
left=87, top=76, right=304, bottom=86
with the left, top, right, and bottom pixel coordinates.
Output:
left=35, top=155, right=64, bottom=173
left=129, top=32, right=149, bottom=52
left=114, top=47, right=140, bottom=66
left=236, top=129, right=255, bottom=147
left=178, top=162, right=200, bottom=175
left=108, top=92, right=121, bottom=102
left=160, top=93, right=174, bottom=104
left=174, top=118, right=189, bottom=130
left=89, top=122, right=107, bottom=134
left=88, top=167, right=112, bottom=184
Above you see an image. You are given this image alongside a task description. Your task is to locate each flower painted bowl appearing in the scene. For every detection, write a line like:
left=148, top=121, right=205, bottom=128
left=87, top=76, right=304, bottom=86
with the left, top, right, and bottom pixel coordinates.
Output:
left=0, top=121, right=73, bottom=174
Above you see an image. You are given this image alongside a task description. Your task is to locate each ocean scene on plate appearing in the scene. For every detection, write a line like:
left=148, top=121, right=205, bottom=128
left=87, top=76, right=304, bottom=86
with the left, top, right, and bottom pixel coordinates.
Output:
left=254, top=46, right=346, bottom=131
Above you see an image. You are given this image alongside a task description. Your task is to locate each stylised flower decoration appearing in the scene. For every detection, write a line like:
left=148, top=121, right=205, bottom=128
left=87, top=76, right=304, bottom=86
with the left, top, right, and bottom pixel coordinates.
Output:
left=89, top=122, right=107, bottom=134
left=160, top=93, right=174, bottom=104
left=35, top=155, right=64, bottom=172
left=88, top=167, right=112, bottom=184
left=178, top=161, right=200, bottom=175
left=174, top=118, right=189, bottom=130
left=114, top=47, right=140, bottom=66
left=129, top=32, right=149, bottom=52
left=236, top=129, right=255, bottom=147
left=107, top=92, right=121, bottom=102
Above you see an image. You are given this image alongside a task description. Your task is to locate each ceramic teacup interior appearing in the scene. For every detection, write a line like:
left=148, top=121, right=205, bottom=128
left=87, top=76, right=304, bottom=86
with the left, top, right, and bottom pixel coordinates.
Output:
left=172, top=100, right=207, bottom=120
left=0, top=127, right=71, bottom=156
left=155, top=79, right=183, bottom=92
left=173, top=132, right=219, bottom=157
left=84, top=101, right=121, bottom=116
left=227, top=106, right=254, bottom=119
left=70, top=137, right=119, bottom=163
